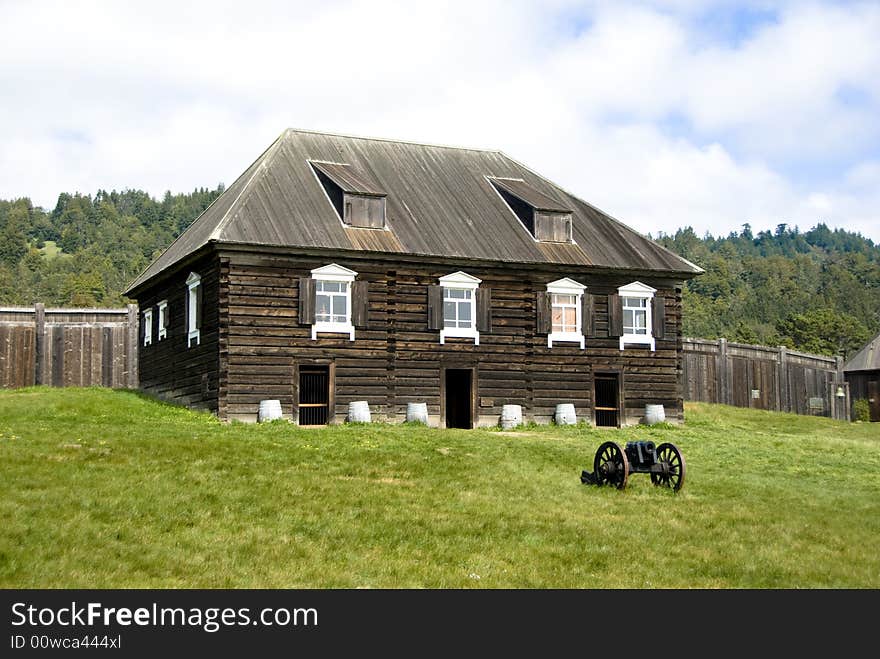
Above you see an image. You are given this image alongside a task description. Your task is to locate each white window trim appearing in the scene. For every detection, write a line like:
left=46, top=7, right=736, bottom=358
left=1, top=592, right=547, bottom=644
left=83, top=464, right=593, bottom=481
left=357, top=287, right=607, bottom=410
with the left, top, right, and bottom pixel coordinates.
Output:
left=547, top=278, right=586, bottom=349
left=143, top=308, right=153, bottom=346
left=439, top=271, right=481, bottom=345
left=311, top=263, right=357, bottom=341
left=618, top=281, right=656, bottom=351
left=157, top=300, right=167, bottom=340
left=186, top=272, right=200, bottom=348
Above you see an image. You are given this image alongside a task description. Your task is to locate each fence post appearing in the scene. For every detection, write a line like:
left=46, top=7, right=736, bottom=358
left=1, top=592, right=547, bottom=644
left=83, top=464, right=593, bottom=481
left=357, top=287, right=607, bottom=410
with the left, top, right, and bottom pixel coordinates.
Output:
left=33, top=303, right=45, bottom=385
left=718, top=338, right=729, bottom=405
left=778, top=346, right=789, bottom=413
left=126, top=304, right=138, bottom=389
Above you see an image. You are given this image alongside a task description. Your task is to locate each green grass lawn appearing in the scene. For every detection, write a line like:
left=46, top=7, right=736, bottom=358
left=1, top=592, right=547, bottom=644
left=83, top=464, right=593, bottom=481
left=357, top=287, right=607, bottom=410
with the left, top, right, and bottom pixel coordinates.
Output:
left=1, top=387, right=878, bottom=588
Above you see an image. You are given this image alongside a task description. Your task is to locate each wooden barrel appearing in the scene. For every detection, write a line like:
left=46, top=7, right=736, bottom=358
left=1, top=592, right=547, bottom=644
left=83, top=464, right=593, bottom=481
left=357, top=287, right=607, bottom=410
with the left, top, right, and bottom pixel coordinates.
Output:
left=500, top=404, right=522, bottom=430
left=258, top=399, right=282, bottom=422
left=645, top=404, right=666, bottom=425
left=406, top=402, right=428, bottom=424
left=555, top=403, right=577, bottom=425
left=348, top=401, right=371, bottom=423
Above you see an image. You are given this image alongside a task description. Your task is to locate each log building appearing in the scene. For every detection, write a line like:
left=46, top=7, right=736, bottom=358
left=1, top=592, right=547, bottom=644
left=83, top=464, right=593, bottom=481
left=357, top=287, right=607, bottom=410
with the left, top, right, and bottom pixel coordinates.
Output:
left=124, top=129, right=703, bottom=427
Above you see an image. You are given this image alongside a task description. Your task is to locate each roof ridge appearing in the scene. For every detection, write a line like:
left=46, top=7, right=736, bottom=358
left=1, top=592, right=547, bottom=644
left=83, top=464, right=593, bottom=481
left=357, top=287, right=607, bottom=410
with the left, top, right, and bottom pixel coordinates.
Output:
left=284, top=127, right=502, bottom=155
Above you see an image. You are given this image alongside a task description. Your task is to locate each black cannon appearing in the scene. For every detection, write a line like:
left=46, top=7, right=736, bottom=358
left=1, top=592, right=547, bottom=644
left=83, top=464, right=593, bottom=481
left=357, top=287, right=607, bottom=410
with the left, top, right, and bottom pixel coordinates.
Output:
left=580, top=440, right=685, bottom=491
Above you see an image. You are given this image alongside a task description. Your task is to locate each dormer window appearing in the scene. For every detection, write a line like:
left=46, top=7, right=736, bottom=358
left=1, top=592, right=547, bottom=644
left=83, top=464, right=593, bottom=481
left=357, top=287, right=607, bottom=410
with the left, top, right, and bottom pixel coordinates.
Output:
left=310, top=161, right=387, bottom=229
left=488, top=177, right=573, bottom=243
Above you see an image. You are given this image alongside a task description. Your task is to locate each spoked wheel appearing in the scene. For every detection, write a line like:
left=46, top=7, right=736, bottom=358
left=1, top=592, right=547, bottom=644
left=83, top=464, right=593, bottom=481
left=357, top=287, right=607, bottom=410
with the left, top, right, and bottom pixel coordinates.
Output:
left=651, top=442, right=686, bottom=491
left=593, top=441, right=629, bottom=489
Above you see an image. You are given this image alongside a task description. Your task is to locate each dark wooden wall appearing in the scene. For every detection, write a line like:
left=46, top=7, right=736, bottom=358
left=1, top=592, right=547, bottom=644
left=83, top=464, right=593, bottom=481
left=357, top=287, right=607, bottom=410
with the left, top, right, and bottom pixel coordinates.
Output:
left=0, top=305, right=136, bottom=389
left=136, top=253, right=220, bottom=413
left=214, top=249, right=684, bottom=425
left=845, top=370, right=880, bottom=421
left=683, top=338, right=850, bottom=420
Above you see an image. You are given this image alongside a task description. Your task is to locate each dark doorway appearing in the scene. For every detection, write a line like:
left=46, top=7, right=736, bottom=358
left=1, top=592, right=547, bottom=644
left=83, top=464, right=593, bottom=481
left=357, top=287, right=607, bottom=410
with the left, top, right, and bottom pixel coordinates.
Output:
left=299, top=366, right=330, bottom=425
left=594, top=374, right=620, bottom=427
left=445, top=369, right=473, bottom=429
left=869, top=380, right=880, bottom=422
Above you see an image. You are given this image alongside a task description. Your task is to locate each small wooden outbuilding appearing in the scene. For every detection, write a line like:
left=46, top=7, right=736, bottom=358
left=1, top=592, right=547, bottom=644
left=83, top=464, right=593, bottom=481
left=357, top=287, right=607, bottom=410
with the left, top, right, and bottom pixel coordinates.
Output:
left=844, top=332, right=880, bottom=421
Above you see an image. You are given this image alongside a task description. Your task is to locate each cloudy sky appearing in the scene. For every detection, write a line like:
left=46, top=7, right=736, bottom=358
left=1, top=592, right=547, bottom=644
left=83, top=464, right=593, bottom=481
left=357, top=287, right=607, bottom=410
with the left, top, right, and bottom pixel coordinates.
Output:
left=1, top=0, right=878, bottom=241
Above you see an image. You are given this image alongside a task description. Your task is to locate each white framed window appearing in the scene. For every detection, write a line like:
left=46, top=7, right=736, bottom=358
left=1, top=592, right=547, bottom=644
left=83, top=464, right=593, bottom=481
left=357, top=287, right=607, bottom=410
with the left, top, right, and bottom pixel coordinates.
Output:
left=143, top=308, right=153, bottom=346
left=157, top=300, right=168, bottom=340
left=439, top=271, right=481, bottom=345
left=618, top=281, right=656, bottom=351
left=547, top=278, right=586, bottom=348
left=311, top=263, right=357, bottom=341
left=186, top=272, right=201, bottom=348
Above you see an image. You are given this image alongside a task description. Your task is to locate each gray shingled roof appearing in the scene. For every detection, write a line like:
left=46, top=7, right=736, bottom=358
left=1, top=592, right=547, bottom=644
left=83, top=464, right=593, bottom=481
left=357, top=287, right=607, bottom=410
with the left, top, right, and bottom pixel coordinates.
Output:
left=125, top=128, right=702, bottom=295
left=844, top=332, right=880, bottom=372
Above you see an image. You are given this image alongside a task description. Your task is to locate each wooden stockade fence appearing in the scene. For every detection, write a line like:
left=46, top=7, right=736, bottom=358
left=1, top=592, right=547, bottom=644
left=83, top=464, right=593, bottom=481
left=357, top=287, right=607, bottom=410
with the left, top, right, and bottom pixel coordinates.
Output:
left=682, top=338, right=850, bottom=421
left=0, top=304, right=138, bottom=389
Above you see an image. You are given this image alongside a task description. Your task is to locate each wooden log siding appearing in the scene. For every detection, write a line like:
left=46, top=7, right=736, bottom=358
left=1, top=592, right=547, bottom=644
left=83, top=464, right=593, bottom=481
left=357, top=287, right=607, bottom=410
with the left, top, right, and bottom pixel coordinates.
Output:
left=136, top=252, right=220, bottom=413
left=0, top=306, right=134, bottom=389
left=207, top=250, right=685, bottom=424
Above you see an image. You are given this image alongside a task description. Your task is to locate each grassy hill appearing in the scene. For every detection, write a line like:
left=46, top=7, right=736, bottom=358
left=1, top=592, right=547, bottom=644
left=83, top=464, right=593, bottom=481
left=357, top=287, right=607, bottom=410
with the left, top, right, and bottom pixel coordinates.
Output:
left=0, top=387, right=877, bottom=588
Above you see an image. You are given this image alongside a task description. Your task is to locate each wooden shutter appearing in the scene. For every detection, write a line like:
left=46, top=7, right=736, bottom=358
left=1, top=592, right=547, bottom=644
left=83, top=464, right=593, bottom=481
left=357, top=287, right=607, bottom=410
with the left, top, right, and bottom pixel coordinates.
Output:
left=298, top=277, right=315, bottom=325
left=581, top=293, right=595, bottom=338
left=427, top=285, right=443, bottom=330
left=195, top=284, right=203, bottom=330
left=535, top=291, right=551, bottom=334
left=139, top=311, right=145, bottom=346
left=476, top=288, right=492, bottom=333
left=352, top=280, right=369, bottom=328
left=608, top=293, right=622, bottom=337
left=652, top=296, right=666, bottom=340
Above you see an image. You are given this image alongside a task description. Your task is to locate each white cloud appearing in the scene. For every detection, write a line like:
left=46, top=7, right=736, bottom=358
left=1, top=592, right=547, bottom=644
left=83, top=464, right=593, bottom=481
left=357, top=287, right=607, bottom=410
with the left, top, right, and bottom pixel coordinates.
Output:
left=0, top=0, right=877, bottom=242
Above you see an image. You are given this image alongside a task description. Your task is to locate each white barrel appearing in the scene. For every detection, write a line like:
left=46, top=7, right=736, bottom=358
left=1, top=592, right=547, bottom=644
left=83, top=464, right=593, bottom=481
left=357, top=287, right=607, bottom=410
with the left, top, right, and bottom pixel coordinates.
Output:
left=348, top=401, right=371, bottom=423
left=406, top=402, right=428, bottom=424
left=258, top=399, right=283, bottom=422
left=645, top=404, right=666, bottom=425
left=555, top=403, right=577, bottom=425
left=500, top=404, right=522, bottom=430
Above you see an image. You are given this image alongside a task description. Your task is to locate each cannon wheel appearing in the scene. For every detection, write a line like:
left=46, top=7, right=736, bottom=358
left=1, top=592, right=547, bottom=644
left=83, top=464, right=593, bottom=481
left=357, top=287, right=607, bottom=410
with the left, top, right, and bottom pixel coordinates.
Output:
left=593, top=441, right=629, bottom=489
left=651, top=442, right=686, bottom=491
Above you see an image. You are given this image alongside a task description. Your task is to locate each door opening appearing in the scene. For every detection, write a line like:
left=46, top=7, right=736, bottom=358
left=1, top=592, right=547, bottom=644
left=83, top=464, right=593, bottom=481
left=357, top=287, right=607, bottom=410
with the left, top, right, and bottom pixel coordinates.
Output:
left=445, top=369, right=473, bottom=429
left=299, top=365, right=330, bottom=425
left=594, top=374, right=620, bottom=427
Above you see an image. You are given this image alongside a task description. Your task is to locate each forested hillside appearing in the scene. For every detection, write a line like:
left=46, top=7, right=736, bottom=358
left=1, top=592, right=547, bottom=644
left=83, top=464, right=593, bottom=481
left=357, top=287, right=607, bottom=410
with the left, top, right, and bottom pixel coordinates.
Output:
left=656, top=224, right=879, bottom=358
left=0, top=188, right=877, bottom=358
left=0, top=187, right=223, bottom=307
